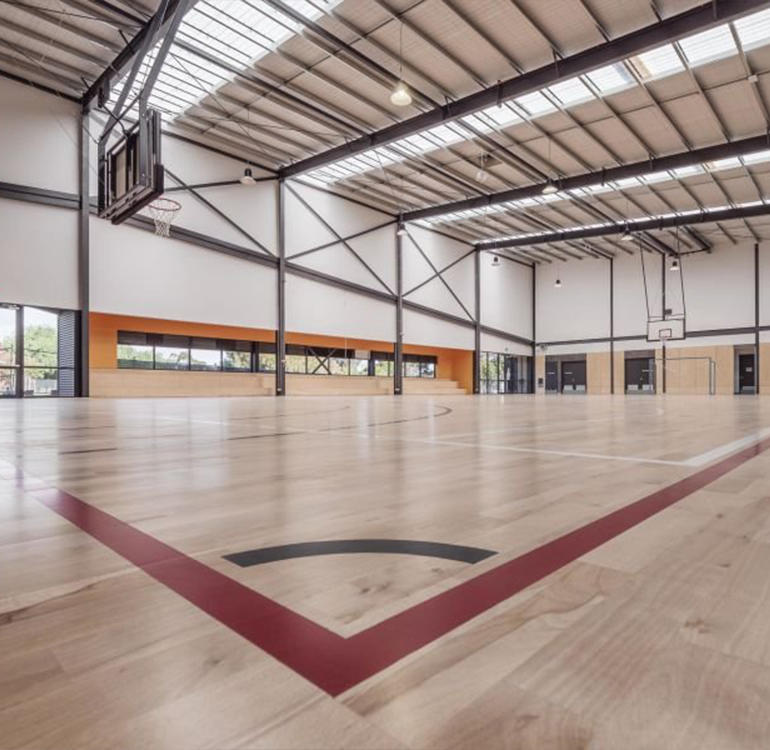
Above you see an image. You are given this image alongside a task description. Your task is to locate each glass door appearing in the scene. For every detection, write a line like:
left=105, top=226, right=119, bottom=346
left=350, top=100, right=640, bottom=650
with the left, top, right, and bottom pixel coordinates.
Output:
left=0, top=305, right=19, bottom=397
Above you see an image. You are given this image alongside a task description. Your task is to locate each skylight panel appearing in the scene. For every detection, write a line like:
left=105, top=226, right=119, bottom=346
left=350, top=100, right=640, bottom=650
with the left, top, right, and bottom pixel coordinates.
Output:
left=586, top=63, right=634, bottom=95
left=477, top=105, right=521, bottom=128
left=742, top=149, right=770, bottom=165
left=514, top=91, right=556, bottom=116
left=548, top=77, right=593, bottom=107
left=613, top=177, right=640, bottom=188
left=642, top=171, right=670, bottom=184
left=671, top=165, right=703, bottom=178
left=679, top=25, right=736, bottom=66
left=630, top=44, right=683, bottom=80
left=705, top=157, right=742, bottom=171
left=734, top=9, right=770, bottom=51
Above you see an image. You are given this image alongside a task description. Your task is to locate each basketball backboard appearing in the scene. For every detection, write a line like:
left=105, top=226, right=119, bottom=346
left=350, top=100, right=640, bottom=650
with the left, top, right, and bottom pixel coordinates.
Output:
left=647, top=317, right=685, bottom=343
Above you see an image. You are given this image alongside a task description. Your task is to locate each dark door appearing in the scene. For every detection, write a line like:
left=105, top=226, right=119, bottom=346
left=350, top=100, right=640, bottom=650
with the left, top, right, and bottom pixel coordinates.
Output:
left=505, top=356, right=518, bottom=393
left=738, top=354, right=756, bottom=393
left=545, top=359, right=558, bottom=393
left=625, top=358, right=655, bottom=394
left=561, top=360, right=586, bottom=393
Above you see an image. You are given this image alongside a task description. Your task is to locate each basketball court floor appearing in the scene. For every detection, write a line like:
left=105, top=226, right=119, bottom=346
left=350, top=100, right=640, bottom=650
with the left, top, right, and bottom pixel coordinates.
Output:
left=6, top=0, right=770, bottom=747
left=3, top=394, right=770, bottom=748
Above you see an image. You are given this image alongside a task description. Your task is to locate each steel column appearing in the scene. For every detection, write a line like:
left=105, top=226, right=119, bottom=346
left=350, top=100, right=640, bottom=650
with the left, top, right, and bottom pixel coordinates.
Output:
left=756, top=242, right=761, bottom=395
left=276, top=180, right=286, bottom=396
left=661, top=254, right=667, bottom=395
left=78, top=109, right=90, bottom=397
left=610, top=257, right=615, bottom=395
left=473, top=249, right=481, bottom=394
left=531, top=264, right=536, bottom=394
left=394, top=229, right=404, bottom=396
left=14, top=306, right=23, bottom=398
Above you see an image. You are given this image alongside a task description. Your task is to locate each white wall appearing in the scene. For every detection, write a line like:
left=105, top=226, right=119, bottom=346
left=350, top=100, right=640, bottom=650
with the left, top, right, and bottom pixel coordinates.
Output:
left=480, top=253, right=533, bottom=339
left=536, top=257, right=611, bottom=342
left=614, top=250, right=662, bottom=338
left=0, top=198, right=79, bottom=309
left=481, top=332, right=531, bottom=357
left=403, top=308, right=474, bottom=349
left=286, top=274, right=394, bottom=342
left=90, top=218, right=277, bottom=329
left=0, top=77, right=78, bottom=193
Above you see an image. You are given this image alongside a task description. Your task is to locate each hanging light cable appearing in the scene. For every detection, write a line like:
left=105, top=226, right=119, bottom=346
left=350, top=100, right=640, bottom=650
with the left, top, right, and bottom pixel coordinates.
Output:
left=390, top=21, right=412, bottom=107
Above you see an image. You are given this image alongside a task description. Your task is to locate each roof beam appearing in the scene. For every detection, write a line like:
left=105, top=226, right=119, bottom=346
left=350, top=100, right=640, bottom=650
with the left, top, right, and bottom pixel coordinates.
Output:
left=479, top=203, right=770, bottom=249
left=82, top=0, right=186, bottom=107
left=279, top=0, right=769, bottom=178
left=403, top=132, right=770, bottom=221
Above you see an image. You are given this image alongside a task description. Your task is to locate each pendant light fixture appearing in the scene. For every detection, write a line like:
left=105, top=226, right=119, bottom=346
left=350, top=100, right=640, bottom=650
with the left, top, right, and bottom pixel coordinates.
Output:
left=390, top=22, right=412, bottom=107
left=240, top=167, right=256, bottom=185
left=670, top=258, right=680, bottom=271
left=476, top=153, right=489, bottom=182
left=491, top=255, right=500, bottom=266
left=554, top=277, right=562, bottom=288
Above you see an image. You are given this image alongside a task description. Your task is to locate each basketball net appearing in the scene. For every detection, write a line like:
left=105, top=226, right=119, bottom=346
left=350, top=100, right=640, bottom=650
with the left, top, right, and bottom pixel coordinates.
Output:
left=148, top=198, right=181, bottom=238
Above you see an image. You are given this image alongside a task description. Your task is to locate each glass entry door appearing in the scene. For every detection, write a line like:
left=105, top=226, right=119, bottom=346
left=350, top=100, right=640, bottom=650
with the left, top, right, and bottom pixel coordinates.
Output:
left=0, top=305, right=19, bottom=397
left=0, top=304, right=78, bottom=398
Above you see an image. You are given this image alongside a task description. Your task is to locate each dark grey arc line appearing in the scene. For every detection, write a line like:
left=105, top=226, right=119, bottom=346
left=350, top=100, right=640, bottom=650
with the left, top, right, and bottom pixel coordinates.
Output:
left=224, top=539, right=497, bottom=567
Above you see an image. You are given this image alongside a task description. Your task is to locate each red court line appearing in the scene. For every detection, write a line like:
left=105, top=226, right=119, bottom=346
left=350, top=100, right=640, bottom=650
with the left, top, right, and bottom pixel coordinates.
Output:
left=4, top=436, right=770, bottom=697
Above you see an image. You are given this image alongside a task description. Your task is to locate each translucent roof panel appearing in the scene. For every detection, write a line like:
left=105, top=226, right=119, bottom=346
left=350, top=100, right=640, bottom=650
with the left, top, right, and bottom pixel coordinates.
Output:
left=548, top=77, right=593, bottom=107
left=630, top=44, right=684, bottom=80
left=585, top=63, right=634, bottom=95
left=734, top=9, right=770, bottom=50
left=705, top=157, right=742, bottom=171
left=678, top=24, right=737, bottom=66
left=514, top=91, right=556, bottom=116
left=742, top=149, right=770, bottom=165
left=108, top=0, right=342, bottom=119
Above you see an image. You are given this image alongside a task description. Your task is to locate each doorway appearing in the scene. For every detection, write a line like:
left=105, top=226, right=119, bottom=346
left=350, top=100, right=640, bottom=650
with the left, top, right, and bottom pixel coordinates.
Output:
left=737, top=352, right=756, bottom=394
left=0, top=303, right=79, bottom=398
left=561, top=360, right=586, bottom=393
left=625, top=357, right=655, bottom=394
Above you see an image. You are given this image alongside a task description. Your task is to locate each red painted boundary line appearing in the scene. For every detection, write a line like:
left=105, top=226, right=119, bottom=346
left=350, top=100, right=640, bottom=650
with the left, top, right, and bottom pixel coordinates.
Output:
left=3, top=437, right=769, bottom=697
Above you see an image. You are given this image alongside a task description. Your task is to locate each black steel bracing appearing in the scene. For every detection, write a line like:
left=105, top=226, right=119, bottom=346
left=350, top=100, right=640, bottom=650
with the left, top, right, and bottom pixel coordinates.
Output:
left=280, top=1, right=769, bottom=178
left=479, top=203, right=770, bottom=250
left=405, top=133, right=770, bottom=222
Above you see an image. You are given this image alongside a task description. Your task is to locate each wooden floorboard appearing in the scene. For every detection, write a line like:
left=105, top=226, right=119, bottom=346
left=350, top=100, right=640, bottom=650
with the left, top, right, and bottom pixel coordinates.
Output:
left=2, top=395, right=770, bottom=748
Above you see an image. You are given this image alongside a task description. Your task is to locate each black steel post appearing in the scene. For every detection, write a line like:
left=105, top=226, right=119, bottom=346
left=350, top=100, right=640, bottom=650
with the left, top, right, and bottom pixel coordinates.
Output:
left=276, top=179, right=286, bottom=396
left=473, top=248, right=481, bottom=394
left=531, top=263, right=536, bottom=393
left=756, top=242, right=761, bottom=395
left=78, top=108, right=90, bottom=397
left=394, top=228, right=404, bottom=395
left=15, top=305, right=23, bottom=398
left=661, top=253, right=667, bottom=394
left=610, top=257, right=614, bottom=395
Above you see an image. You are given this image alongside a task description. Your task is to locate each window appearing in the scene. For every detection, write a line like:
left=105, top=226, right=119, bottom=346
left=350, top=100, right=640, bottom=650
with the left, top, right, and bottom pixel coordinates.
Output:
left=223, top=342, right=252, bottom=372
left=350, top=358, right=369, bottom=376
left=403, top=354, right=436, bottom=378
left=154, top=335, right=190, bottom=370
left=285, top=345, right=307, bottom=374
left=258, top=342, right=276, bottom=372
left=373, top=352, right=393, bottom=377
left=679, top=25, right=736, bottom=66
left=0, top=306, right=17, bottom=397
left=481, top=352, right=532, bottom=394
left=328, top=356, right=349, bottom=376
left=190, top=341, right=222, bottom=371
left=24, top=307, right=59, bottom=396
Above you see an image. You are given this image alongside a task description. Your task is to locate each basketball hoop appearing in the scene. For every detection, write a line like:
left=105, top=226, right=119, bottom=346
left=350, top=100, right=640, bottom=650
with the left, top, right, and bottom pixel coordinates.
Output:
left=658, top=328, right=673, bottom=343
left=148, top=197, right=181, bottom=237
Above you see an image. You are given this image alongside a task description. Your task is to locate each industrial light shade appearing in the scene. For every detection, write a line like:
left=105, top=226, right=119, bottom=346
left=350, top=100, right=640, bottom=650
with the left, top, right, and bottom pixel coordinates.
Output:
left=491, top=255, right=500, bottom=266
left=240, top=167, right=256, bottom=185
left=476, top=168, right=489, bottom=183
left=542, top=180, right=558, bottom=195
left=620, top=227, right=634, bottom=241
left=554, top=278, right=562, bottom=288
left=397, top=223, right=407, bottom=236
left=390, top=80, right=412, bottom=107
left=670, top=258, right=680, bottom=271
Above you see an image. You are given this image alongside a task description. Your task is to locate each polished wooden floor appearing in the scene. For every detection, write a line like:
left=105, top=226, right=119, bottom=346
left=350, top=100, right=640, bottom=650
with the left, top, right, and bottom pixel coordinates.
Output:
left=3, top=394, right=770, bottom=749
